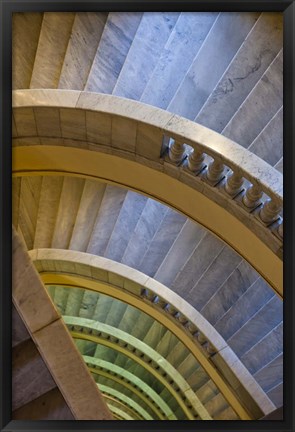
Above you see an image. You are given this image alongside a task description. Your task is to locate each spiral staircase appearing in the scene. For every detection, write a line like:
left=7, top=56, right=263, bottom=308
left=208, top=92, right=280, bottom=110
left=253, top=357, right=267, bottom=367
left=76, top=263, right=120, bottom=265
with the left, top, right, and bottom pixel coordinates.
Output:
left=12, top=11, right=283, bottom=421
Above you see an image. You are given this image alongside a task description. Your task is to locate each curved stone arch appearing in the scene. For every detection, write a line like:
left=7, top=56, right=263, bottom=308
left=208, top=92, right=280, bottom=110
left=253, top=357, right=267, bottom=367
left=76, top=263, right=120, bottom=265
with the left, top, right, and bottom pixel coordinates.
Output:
left=13, top=89, right=283, bottom=296
left=103, top=395, right=140, bottom=420
left=89, top=367, right=160, bottom=420
left=72, top=330, right=197, bottom=419
left=84, top=356, right=176, bottom=420
left=106, top=403, right=135, bottom=421
left=30, top=248, right=275, bottom=418
left=65, top=316, right=209, bottom=420
left=99, top=385, right=153, bottom=420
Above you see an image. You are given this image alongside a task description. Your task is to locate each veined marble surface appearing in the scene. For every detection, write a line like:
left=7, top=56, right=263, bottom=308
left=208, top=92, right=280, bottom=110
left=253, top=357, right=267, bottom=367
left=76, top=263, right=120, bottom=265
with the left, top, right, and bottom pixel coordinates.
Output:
left=59, top=13, right=108, bottom=90
left=141, top=12, right=218, bottom=109
left=196, top=12, right=282, bottom=133
left=85, top=13, right=142, bottom=93
left=12, top=13, right=43, bottom=90
left=113, top=12, right=179, bottom=100
left=30, top=13, right=75, bottom=89
left=222, top=49, right=283, bottom=148
left=168, top=12, right=260, bottom=120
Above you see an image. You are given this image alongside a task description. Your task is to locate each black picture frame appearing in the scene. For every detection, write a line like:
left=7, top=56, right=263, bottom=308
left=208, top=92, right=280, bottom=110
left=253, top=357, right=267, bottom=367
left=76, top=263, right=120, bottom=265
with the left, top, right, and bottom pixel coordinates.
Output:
left=1, top=1, right=294, bottom=431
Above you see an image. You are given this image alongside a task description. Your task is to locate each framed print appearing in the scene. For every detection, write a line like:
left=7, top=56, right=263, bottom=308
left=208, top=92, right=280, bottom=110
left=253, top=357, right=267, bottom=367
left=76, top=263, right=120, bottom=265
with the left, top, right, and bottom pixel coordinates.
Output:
left=1, top=1, right=294, bottom=431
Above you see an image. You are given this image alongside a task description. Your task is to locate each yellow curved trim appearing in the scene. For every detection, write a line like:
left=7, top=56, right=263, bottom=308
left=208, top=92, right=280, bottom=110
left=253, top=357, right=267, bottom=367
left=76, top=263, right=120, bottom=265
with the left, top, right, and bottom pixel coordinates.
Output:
left=41, top=272, right=252, bottom=420
left=71, top=331, right=198, bottom=420
left=103, top=396, right=139, bottom=420
left=13, top=145, right=282, bottom=297
left=88, top=367, right=163, bottom=420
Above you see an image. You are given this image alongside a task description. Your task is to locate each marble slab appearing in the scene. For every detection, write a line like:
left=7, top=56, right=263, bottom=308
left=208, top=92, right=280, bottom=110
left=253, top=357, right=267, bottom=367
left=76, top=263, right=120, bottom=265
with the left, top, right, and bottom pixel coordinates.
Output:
left=187, top=246, right=242, bottom=311
left=51, top=176, right=85, bottom=249
left=104, top=191, right=147, bottom=262
left=69, top=180, right=106, bottom=252
left=267, top=382, right=283, bottom=407
left=141, top=12, right=217, bottom=109
left=154, top=219, right=206, bottom=287
left=248, top=106, right=283, bottom=166
left=59, top=13, right=107, bottom=90
left=34, top=107, right=61, bottom=137
left=12, top=339, right=56, bottom=411
left=215, top=276, right=274, bottom=340
left=34, top=176, right=64, bottom=249
left=85, top=13, right=143, bottom=93
left=138, top=209, right=186, bottom=277
left=168, top=12, right=259, bottom=120
left=199, top=259, right=260, bottom=325
left=121, top=198, right=167, bottom=268
left=227, top=295, right=282, bottom=358
left=14, top=108, right=37, bottom=137
left=222, top=49, right=283, bottom=148
left=196, top=13, right=282, bottom=133
left=113, top=12, right=179, bottom=100
left=30, top=12, right=75, bottom=89
left=12, top=387, right=75, bottom=420
left=241, top=322, right=283, bottom=375
left=12, top=13, right=43, bottom=90
left=253, top=353, right=283, bottom=393
left=170, top=232, right=224, bottom=298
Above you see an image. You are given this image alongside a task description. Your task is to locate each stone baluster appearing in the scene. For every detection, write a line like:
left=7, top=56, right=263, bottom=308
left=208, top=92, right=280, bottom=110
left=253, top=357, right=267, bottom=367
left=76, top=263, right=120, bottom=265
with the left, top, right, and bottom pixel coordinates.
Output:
left=187, top=148, right=205, bottom=173
left=242, top=184, right=263, bottom=209
left=206, top=158, right=224, bottom=183
left=278, top=222, right=283, bottom=239
left=168, top=139, right=186, bottom=164
left=225, top=171, right=244, bottom=196
left=259, top=199, right=282, bottom=224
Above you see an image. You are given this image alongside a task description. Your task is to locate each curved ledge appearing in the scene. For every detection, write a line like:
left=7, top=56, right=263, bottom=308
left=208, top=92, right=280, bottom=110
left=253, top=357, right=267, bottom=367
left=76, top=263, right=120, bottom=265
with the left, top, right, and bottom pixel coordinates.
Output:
left=29, top=248, right=276, bottom=418
left=12, top=89, right=283, bottom=296
left=65, top=316, right=210, bottom=420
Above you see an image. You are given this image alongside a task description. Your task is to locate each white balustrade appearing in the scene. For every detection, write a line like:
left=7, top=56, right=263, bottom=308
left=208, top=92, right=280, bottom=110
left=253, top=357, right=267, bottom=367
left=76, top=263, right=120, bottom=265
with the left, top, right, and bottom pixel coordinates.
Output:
left=168, top=139, right=186, bottom=164
left=259, top=199, right=282, bottom=225
left=187, top=149, right=205, bottom=173
left=206, top=159, right=225, bottom=183
left=225, top=171, right=244, bottom=196
left=242, top=185, right=263, bottom=209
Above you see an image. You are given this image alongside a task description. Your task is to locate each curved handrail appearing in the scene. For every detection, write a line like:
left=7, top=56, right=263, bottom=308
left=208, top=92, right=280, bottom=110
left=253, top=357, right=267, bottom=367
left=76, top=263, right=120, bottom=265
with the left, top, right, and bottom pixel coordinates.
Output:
left=29, top=248, right=276, bottom=418
left=12, top=89, right=283, bottom=296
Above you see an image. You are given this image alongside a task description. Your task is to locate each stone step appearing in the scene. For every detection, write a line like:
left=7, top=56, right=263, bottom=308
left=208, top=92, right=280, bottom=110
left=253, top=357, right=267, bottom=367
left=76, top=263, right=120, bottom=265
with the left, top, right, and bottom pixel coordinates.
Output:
left=69, top=180, right=106, bottom=252
left=104, top=191, right=147, bottom=262
left=203, top=392, right=229, bottom=418
left=168, top=12, right=259, bottom=120
left=240, top=321, right=283, bottom=375
left=12, top=305, right=30, bottom=348
left=12, top=339, right=56, bottom=411
left=267, top=382, right=283, bottom=407
left=196, top=12, right=282, bottom=133
left=227, top=295, right=283, bottom=358
left=12, top=387, right=74, bottom=420
left=176, top=353, right=200, bottom=381
left=30, top=12, right=75, bottom=88
left=253, top=353, right=283, bottom=394
left=165, top=340, right=190, bottom=369
left=18, top=176, right=42, bottom=250
left=87, top=184, right=128, bottom=256
left=186, top=365, right=209, bottom=391
left=214, top=276, right=275, bottom=341
left=78, top=290, right=100, bottom=320
left=34, top=176, right=64, bottom=249
left=222, top=49, right=283, bottom=147
left=121, top=199, right=168, bottom=269
left=142, top=320, right=167, bottom=351
left=248, top=106, right=283, bottom=167
left=138, top=209, right=186, bottom=277
left=141, top=12, right=218, bottom=109
left=214, top=405, right=239, bottom=420
left=113, top=12, right=180, bottom=100
left=199, top=260, right=260, bottom=325
left=65, top=287, right=84, bottom=316
left=85, top=12, right=142, bottom=93
left=58, top=12, right=108, bottom=90
left=186, top=247, right=243, bottom=311
left=154, top=219, right=206, bottom=287
left=12, top=13, right=43, bottom=89
left=275, top=157, right=283, bottom=173
left=170, top=232, right=224, bottom=299
left=196, top=380, right=219, bottom=405
left=51, top=177, right=85, bottom=249
left=54, top=286, right=70, bottom=315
